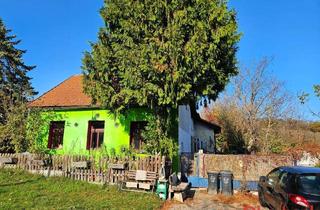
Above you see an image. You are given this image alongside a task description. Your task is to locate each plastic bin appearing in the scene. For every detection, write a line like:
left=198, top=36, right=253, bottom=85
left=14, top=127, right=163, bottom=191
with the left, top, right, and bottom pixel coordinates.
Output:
left=220, top=170, right=233, bottom=195
left=207, top=171, right=220, bottom=194
left=156, top=180, right=168, bottom=200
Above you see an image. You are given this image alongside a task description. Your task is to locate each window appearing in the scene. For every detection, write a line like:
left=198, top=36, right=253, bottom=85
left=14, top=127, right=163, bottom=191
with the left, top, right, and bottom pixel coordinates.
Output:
left=297, top=174, right=320, bottom=195
left=48, top=121, right=65, bottom=149
left=267, top=168, right=281, bottom=186
left=279, top=172, right=289, bottom=188
left=87, top=121, right=105, bottom=150
left=130, top=121, right=147, bottom=150
left=192, top=138, right=200, bottom=153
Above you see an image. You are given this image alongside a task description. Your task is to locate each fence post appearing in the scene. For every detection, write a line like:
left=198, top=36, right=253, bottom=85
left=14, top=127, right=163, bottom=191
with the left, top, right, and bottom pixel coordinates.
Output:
left=161, top=156, right=165, bottom=175
left=194, top=150, right=204, bottom=177
left=198, top=150, right=204, bottom=177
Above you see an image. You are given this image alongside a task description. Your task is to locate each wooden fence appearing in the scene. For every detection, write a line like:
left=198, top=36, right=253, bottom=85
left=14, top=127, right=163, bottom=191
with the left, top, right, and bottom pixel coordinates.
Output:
left=0, top=153, right=166, bottom=184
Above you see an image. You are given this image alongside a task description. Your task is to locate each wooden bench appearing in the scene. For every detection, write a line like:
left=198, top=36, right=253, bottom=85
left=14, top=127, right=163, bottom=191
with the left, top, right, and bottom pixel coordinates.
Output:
left=27, top=158, right=52, bottom=169
left=0, top=157, right=18, bottom=167
left=168, top=173, right=191, bottom=202
left=120, top=170, right=158, bottom=192
left=71, top=161, right=90, bottom=169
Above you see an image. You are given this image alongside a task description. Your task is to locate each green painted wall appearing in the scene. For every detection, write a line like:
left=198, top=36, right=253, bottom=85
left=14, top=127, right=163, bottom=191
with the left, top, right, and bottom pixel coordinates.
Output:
left=37, top=108, right=151, bottom=155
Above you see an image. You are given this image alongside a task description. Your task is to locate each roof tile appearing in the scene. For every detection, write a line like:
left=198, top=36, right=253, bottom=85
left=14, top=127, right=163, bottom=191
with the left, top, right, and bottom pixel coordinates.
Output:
left=28, top=75, right=92, bottom=107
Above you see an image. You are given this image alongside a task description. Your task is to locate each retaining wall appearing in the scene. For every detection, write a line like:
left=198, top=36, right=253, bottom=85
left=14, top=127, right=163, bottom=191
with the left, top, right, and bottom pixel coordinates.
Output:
left=199, top=153, right=293, bottom=181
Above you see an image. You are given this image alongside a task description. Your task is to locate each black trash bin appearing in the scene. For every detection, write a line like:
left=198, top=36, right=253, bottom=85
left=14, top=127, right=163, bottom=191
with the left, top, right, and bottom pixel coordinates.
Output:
left=220, top=170, right=233, bottom=195
left=207, top=171, right=220, bottom=194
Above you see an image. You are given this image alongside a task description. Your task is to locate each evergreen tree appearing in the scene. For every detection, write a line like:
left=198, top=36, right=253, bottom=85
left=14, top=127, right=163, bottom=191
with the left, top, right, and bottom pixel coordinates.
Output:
left=82, top=0, right=240, bottom=155
left=0, top=18, right=36, bottom=152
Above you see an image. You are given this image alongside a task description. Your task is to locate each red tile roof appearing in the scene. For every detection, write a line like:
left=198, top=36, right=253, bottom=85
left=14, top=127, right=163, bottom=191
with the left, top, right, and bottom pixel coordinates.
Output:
left=28, top=75, right=92, bottom=108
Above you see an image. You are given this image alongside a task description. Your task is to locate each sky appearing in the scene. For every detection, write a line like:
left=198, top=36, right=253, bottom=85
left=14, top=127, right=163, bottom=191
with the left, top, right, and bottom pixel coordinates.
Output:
left=0, top=0, right=319, bottom=120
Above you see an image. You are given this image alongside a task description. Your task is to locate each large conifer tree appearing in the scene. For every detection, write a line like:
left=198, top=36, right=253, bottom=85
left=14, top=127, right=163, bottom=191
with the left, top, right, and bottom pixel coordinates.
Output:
left=82, top=0, right=240, bottom=155
left=0, top=18, right=36, bottom=152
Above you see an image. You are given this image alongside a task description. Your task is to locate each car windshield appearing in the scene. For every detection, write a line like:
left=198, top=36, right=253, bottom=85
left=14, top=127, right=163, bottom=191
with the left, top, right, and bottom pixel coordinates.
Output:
left=297, top=174, right=320, bottom=195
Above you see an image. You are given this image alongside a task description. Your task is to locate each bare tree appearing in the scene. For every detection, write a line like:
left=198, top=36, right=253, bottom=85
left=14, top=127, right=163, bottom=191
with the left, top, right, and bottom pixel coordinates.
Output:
left=299, top=84, right=320, bottom=119
left=201, top=60, right=320, bottom=153
left=201, top=58, right=299, bottom=154
left=233, top=58, right=296, bottom=152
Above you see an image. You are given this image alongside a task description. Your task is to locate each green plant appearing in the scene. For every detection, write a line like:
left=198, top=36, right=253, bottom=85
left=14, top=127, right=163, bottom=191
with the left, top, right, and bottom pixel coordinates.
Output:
left=109, top=148, right=116, bottom=158
left=120, top=146, right=138, bottom=158
left=141, top=116, right=178, bottom=159
left=0, top=103, right=29, bottom=152
left=214, top=105, right=246, bottom=154
left=26, top=109, right=62, bottom=154
left=268, top=139, right=285, bottom=154
left=89, top=144, right=109, bottom=158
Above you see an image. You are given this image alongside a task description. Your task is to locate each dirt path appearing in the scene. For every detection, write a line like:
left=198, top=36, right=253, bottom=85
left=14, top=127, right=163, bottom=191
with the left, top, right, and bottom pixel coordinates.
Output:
left=162, top=191, right=267, bottom=210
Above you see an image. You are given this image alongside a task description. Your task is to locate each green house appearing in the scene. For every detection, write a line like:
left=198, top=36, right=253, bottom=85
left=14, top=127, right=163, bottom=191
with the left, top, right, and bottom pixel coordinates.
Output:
left=28, top=75, right=154, bottom=155
left=29, top=75, right=220, bottom=156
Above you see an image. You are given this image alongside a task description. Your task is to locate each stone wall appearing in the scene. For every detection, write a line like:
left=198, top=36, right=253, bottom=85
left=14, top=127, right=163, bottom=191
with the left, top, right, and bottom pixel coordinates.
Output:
left=198, top=154, right=293, bottom=181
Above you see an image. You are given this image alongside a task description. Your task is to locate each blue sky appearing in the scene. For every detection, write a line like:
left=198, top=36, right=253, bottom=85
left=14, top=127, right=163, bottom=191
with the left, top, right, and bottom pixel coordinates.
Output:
left=0, top=0, right=319, bottom=120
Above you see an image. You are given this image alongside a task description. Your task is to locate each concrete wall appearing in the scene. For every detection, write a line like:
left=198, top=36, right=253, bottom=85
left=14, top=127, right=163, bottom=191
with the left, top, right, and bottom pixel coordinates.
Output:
left=34, top=108, right=150, bottom=155
left=197, top=154, right=293, bottom=181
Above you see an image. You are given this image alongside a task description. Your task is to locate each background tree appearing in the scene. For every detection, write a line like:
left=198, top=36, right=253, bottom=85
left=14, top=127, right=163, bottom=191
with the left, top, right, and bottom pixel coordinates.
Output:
left=299, top=84, right=320, bottom=119
left=82, top=0, right=240, bottom=155
left=232, top=58, right=296, bottom=152
left=0, top=18, right=36, bottom=152
left=202, top=58, right=300, bottom=154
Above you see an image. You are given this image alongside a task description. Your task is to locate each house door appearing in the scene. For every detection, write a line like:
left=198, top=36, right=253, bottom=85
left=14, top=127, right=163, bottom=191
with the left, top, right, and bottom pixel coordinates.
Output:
left=130, top=121, right=147, bottom=150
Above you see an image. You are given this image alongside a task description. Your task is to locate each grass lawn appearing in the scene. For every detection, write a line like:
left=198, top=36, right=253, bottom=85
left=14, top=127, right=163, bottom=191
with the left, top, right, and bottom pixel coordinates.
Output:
left=0, top=169, right=163, bottom=209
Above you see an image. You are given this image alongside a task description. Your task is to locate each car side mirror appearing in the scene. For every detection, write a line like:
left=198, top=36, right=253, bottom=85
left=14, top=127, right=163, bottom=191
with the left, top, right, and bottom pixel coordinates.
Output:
left=259, top=176, right=267, bottom=182
left=267, top=178, right=275, bottom=187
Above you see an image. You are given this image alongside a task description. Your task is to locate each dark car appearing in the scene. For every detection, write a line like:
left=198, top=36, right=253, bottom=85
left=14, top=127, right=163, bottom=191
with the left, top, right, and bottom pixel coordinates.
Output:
left=258, top=166, right=320, bottom=210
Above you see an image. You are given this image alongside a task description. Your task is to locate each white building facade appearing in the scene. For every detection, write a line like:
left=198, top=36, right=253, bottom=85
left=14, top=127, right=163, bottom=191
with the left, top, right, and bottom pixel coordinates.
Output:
left=178, top=105, right=220, bottom=154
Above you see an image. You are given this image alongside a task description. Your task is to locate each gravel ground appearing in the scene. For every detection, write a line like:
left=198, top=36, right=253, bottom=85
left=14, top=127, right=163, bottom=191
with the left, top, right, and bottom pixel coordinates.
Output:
left=162, top=190, right=268, bottom=210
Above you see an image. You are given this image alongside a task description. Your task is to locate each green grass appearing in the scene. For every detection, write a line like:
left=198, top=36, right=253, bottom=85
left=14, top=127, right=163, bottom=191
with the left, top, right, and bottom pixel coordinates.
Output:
left=0, top=169, right=163, bottom=209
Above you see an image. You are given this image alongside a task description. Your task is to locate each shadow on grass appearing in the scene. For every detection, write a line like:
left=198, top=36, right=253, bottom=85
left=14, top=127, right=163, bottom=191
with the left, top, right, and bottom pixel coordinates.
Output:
left=0, top=176, right=44, bottom=187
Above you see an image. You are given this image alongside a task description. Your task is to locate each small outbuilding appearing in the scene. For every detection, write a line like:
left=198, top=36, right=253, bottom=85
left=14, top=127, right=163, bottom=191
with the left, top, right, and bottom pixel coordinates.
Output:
left=178, top=105, right=221, bottom=155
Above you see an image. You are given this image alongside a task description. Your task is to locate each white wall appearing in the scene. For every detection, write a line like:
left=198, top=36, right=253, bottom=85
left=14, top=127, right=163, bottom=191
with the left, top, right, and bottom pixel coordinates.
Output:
left=295, top=152, right=320, bottom=167
left=178, top=105, right=193, bottom=153
left=193, top=122, right=215, bottom=153
left=178, top=105, right=216, bottom=154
